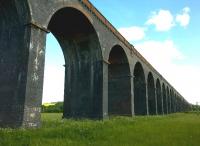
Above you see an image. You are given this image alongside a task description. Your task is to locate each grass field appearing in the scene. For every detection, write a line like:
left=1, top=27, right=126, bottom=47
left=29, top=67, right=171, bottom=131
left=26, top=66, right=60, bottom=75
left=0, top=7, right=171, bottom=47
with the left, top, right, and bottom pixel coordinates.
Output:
left=0, top=113, right=200, bottom=146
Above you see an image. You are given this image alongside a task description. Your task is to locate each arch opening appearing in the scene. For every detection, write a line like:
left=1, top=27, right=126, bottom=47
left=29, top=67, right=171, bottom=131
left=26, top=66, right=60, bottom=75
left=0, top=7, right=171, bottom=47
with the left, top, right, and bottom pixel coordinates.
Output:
left=171, top=91, right=175, bottom=113
left=169, top=90, right=172, bottom=113
left=134, top=62, right=147, bottom=115
left=147, top=72, right=156, bottom=115
left=166, top=87, right=170, bottom=114
left=47, top=7, right=103, bottom=118
left=42, top=33, right=65, bottom=110
left=108, top=45, right=131, bottom=116
left=176, top=96, right=180, bottom=112
left=156, top=79, right=162, bottom=114
left=174, top=94, right=177, bottom=112
left=162, top=84, right=167, bottom=114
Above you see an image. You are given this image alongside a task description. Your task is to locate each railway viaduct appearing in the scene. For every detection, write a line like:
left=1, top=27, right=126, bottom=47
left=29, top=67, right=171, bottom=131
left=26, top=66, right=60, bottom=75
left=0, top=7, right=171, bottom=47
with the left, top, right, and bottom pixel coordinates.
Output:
left=0, top=0, right=191, bottom=128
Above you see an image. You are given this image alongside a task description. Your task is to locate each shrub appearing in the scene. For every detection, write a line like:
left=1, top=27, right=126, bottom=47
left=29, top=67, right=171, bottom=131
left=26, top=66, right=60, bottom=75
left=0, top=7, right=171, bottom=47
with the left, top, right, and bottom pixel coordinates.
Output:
left=42, top=102, right=63, bottom=113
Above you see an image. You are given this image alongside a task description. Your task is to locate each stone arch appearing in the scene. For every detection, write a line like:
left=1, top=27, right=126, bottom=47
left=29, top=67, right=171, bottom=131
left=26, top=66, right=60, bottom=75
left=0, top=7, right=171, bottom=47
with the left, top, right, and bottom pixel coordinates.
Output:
left=47, top=7, right=103, bottom=119
left=162, top=83, right=167, bottom=114
left=108, top=45, right=131, bottom=116
left=178, top=95, right=180, bottom=112
left=147, top=72, right=156, bottom=115
left=156, top=79, right=162, bottom=114
left=134, top=62, right=147, bottom=115
left=177, top=96, right=180, bottom=112
left=174, top=94, right=177, bottom=112
left=166, top=87, right=170, bottom=113
left=180, top=96, right=183, bottom=112
left=173, top=93, right=176, bottom=112
left=0, top=4, right=106, bottom=128
left=169, top=89, right=172, bottom=113
left=171, top=91, right=175, bottom=113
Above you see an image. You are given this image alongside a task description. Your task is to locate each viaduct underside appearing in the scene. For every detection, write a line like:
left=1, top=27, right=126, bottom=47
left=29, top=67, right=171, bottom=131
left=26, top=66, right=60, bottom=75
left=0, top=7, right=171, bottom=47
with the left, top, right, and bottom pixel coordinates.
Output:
left=0, top=0, right=190, bottom=128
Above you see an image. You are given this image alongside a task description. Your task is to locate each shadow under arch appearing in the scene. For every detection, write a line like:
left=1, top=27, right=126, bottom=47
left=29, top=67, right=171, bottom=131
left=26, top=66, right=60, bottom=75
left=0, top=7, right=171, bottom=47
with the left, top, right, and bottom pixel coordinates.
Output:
left=169, top=89, right=172, bottom=113
left=47, top=7, right=103, bottom=119
left=174, top=94, right=177, bottom=112
left=171, top=91, right=175, bottom=113
left=166, top=86, right=170, bottom=113
left=156, top=79, right=163, bottom=114
left=134, top=62, right=147, bottom=115
left=108, top=45, right=132, bottom=116
left=162, top=83, right=167, bottom=114
left=147, top=72, right=156, bottom=115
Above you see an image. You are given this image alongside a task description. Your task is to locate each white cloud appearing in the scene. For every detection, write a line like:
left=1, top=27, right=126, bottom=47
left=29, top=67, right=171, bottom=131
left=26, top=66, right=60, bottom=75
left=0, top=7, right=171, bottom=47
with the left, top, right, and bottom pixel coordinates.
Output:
left=135, top=40, right=184, bottom=68
left=135, top=40, right=200, bottom=104
left=146, top=10, right=175, bottom=31
left=118, top=26, right=146, bottom=41
left=176, top=7, right=190, bottom=27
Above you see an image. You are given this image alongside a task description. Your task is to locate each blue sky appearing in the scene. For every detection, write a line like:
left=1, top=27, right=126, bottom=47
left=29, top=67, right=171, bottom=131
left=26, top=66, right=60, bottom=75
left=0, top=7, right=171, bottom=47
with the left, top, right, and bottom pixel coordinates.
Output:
left=90, top=0, right=200, bottom=64
left=43, top=0, right=200, bottom=104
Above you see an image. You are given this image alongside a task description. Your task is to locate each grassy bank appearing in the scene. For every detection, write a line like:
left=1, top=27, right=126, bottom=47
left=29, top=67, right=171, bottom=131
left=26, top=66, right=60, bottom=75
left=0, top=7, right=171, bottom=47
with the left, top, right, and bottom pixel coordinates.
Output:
left=0, top=113, right=200, bottom=146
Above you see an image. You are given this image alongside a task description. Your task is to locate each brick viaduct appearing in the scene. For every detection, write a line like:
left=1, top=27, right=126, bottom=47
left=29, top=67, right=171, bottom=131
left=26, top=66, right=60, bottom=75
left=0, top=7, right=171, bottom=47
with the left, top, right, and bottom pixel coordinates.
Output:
left=0, top=0, right=191, bottom=128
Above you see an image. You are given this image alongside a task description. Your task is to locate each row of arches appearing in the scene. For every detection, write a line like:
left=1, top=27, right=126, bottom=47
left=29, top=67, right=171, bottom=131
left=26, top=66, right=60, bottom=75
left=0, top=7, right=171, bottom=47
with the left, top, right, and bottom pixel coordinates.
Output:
left=0, top=2, right=190, bottom=128
left=108, top=45, right=186, bottom=116
left=46, top=7, right=187, bottom=118
left=46, top=7, right=187, bottom=117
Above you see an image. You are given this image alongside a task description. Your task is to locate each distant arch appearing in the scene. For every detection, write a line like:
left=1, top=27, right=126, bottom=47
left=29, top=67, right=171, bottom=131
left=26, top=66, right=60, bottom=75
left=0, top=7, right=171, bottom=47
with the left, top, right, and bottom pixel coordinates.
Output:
left=169, top=89, right=172, bottom=113
left=174, top=94, right=177, bottom=112
left=177, top=96, right=180, bottom=112
left=108, top=45, right=131, bottom=116
left=147, top=72, right=156, bottom=115
left=166, top=87, right=170, bottom=114
left=162, top=84, right=167, bottom=114
left=171, top=91, right=175, bottom=113
left=156, top=79, right=162, bottom=114
left=134, top=62, right=147, bottom=115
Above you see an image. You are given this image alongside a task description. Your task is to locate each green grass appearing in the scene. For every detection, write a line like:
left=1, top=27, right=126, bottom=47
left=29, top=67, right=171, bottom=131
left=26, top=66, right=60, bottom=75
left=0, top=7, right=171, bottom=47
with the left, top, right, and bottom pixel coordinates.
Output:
left=0, top=113, right=200, bottom=146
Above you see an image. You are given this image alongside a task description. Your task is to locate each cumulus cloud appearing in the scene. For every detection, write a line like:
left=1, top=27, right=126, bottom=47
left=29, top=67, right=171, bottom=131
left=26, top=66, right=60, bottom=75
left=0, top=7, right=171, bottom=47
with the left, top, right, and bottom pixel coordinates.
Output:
left=146, top=10, right=175, bottom=31
left=135, top=40, right=184, bottom=68
left=146, top=7, right=190, bottom=31
left=176, top=7, right=190, bottom=27
left=118, top=26, right=146, bottom=41
left=135, top=40, right=200, bottom=104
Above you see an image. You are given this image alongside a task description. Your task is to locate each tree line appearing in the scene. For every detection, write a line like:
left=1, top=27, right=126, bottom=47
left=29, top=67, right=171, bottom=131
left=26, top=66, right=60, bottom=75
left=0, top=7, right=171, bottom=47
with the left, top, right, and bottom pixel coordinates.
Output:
left=42, top=102, right=63, bottom=113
